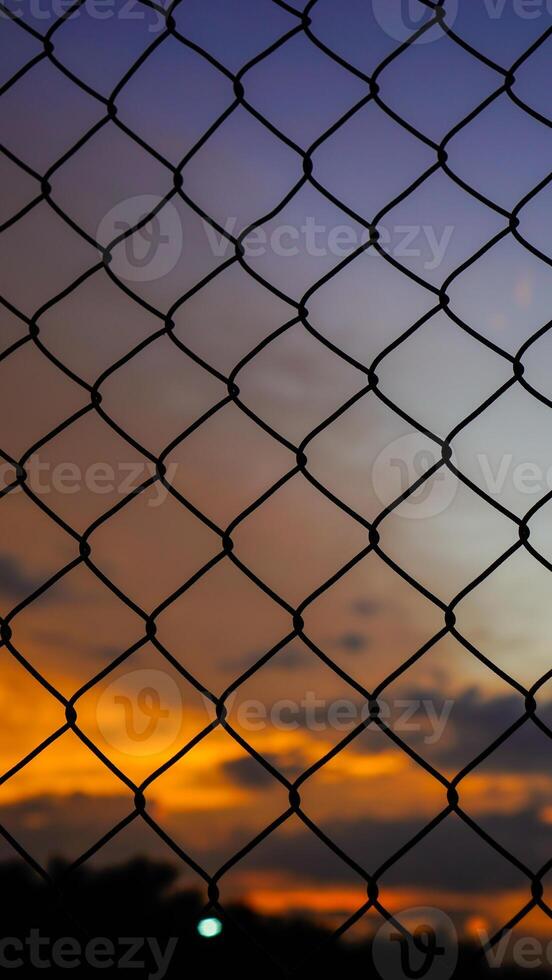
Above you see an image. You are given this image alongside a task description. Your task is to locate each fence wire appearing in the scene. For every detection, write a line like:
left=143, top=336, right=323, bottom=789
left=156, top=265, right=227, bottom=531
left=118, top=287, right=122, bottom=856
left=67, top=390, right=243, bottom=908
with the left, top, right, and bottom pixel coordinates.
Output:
left=1, top=0, right=552, bottom=972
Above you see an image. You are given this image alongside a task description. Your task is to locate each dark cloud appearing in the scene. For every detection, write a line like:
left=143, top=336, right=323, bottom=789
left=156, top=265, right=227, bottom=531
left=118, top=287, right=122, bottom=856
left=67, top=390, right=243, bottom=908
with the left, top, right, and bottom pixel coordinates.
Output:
left=0, top=554, right=44, bottom=602
left=0, top=554, right=71, bottom=606
left=351, top=685, right=552, bottom=776
left=230, top=645, right=310, bottom=673
left=1, top=790, right=548, bottom=898
left=227, top=685, right=552, bottom=771
left=224, top=756, right=278, bottom=788
left=320, top=808, right=549, bottom=890
left=223, top=753, right=305, bottom=788
left=336, top=632, right=369, bottom=653
left=201, top=809, right=546, bottom=893
left=270, top=647, right=310, bottom=670
left=0, top=794, right=139, bottom=866
left=417, top=686, right=552, bottom=773
left=30, top=630, right=119, bottom=662
left=351, top=598, right=382, bottom=617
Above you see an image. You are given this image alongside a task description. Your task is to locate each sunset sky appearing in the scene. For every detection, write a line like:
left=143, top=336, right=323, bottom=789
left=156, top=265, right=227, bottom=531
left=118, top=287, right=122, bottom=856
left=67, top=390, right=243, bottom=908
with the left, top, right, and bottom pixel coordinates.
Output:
left=2, top=0, right=552, bottom=953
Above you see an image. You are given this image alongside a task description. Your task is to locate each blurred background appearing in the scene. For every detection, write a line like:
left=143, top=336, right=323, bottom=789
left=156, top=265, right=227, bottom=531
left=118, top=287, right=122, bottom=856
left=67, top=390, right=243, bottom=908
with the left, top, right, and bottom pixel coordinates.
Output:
left=1, top=0, right=552, bottom=969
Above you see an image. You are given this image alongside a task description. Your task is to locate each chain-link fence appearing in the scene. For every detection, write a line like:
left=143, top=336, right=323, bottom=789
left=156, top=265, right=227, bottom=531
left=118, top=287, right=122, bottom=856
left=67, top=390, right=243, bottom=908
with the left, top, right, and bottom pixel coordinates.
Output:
left=1, top=0, right=552, bottom=975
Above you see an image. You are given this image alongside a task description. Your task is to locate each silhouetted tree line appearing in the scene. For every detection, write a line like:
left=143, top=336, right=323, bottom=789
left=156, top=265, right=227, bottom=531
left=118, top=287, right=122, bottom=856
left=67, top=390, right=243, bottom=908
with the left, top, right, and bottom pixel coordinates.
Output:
left=0, top=858, right=546, bottom=978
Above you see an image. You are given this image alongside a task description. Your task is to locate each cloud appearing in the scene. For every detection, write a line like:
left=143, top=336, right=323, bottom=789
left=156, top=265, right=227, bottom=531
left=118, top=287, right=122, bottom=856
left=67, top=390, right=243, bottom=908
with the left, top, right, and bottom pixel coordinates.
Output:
left=229, top=645, right=311, bottom=673
left=224, top=757, right=278, bottom=788
left=0, top=553, right=74, bottom=606
left=351, top=685, right=552, bottom=776
left=0, top=554, right=44, bottom=601
left=424, top=687, right=552, bottom=774
left=336, top=632, right=369, bottom=653
left=0, top=787, right=547, bottom=900
left=0, top=794, right=138, bottom=866
left=224, top=808, right=547, bottom=892
left=351, top=598, right=382, bottom=617
left=29, top=629, right=119, bottom=662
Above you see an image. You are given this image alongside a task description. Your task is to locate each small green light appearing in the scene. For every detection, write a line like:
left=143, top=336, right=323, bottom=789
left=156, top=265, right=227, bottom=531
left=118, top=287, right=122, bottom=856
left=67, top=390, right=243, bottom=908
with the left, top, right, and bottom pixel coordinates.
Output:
left=197, top=917, right=223, bottom=939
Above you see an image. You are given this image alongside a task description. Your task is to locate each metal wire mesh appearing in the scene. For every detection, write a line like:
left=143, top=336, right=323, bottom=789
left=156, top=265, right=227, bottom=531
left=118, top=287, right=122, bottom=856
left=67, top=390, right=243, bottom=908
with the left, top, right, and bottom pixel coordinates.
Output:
left=1, top=0, right=552, bottom=971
